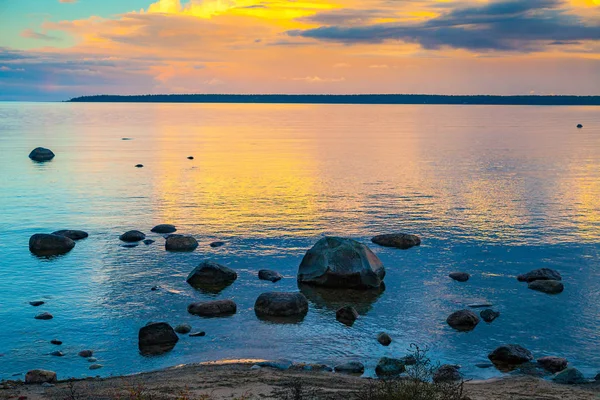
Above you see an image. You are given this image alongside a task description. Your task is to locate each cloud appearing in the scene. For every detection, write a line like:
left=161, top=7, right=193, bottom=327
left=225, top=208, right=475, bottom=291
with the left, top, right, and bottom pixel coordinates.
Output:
left=20, top=29, right=61, bottom=42
left=289, top=0, right=600, bottom=52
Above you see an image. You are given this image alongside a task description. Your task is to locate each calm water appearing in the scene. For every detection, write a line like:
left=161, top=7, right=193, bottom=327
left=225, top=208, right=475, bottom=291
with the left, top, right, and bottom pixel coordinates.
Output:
left=1, top=103, right=599, bottom=381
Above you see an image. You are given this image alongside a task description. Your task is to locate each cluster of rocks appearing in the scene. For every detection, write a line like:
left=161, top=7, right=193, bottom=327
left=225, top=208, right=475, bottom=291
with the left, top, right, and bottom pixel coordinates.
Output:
left=517, top=268, right=564, bottom=294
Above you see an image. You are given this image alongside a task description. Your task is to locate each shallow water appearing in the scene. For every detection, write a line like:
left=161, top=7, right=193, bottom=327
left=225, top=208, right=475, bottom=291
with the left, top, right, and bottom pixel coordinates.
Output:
left=0, top=103, right=599, bottom=381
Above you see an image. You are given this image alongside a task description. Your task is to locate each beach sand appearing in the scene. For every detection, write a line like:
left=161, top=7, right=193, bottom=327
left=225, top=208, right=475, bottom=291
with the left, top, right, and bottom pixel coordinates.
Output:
left=3, top=362, right=599, bottom=399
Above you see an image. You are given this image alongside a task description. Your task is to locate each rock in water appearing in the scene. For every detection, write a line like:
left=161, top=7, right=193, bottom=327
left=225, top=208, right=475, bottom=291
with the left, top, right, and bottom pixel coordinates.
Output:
left=375, top=357, right=406, bottom=377
left=188, top=300, right=237, bottom=317
left=138, top=322, right=179, bottom=355
left=187, top=156, right=194, bottom=160
left=210, top=241, right=225, bottom=248
left=449, top=272, right=470, bottom=282
left=135, top=164, right=144, bottom=168
left=256, top=360, right=293, bottom=370
left=480, top=309, right=500, bottom=323
left=25, top=370, right=57, bottom=384
left=334, top=362, right=364, bottom=374
left=165, top=234, right=199, bottom=252
left=537, top=356, right=568, bottom=373
left=553, top=368, right=586, bottom=384
left=577, top=124, right=583, bottom=129
left=29, top=147, right=55, bottom=162
left=517, top=268, right=562, bottom=282
left=29, top=301, right=45, bottom=307
left=298, top=237, right=385, bottom=289
left=377, top=332, right=392, bottom=346
left=50, top=339, right=62, bottom=345
left=446, top=309, right=480, bottom=331
left=174, top=323, right=192, bottom=334
left=528, top=280, right=564, bottom=294
left=78, top=350, right=93, bottom=358
left=254, top=292, right=309, bottom=320
left=29, top=234, right=75, bottom=256
left=89, top=364, right=103, bottom=370
left=258, top=269, right=283, bottom=282
left=433, top=365, right=462, bottom=383
left=488, top=345, right=534, bottom=368
left=186, top=261, right=237, bottom=291
left=119, top=230, right=145, bottom=242
left=51, top=230, right=88, bottom=240
left=336, top=306, right=359, bottom=326
left=371, top=233, right=421, bottom=249
left=189, top=331, right=206, bottom=337
left=35, top=312, right=53, bottom=320
left=151, top=224, right=177, bottom=234
left=143, top=239, right=155, bottom=245
left=50, top=351, right=64, bottom=357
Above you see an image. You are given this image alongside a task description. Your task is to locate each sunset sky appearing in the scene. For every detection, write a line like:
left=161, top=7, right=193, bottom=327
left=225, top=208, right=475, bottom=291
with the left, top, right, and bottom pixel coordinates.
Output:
left=0, top=0, right=599, bottom=100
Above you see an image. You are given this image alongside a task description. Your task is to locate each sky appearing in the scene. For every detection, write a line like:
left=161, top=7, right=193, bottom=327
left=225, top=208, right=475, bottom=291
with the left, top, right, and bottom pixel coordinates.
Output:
left=0, top=0, right=599, bottom=100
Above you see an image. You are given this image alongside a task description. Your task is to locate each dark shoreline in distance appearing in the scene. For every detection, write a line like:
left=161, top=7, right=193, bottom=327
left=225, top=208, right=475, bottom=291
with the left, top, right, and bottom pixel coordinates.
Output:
left=67, top=94, right=600, bottom=106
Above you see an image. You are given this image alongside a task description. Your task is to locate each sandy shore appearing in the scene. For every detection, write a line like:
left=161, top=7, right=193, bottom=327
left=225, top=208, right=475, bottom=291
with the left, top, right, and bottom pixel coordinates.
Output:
left=2, top=362, right=600, bottom=400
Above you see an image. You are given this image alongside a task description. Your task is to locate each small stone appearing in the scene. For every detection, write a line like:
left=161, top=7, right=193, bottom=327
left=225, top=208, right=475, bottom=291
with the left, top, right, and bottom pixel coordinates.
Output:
left=537, top=356, right=568, bottom=373
left=89, top=364, right=103, bottom=370
left=29, top=147, right=55, bottom=162
left=119, top=230, right=145, bottom=242
left=468, top=303, right=492, bottom=308
left=210, top=241, right=225, bottom=248
left=480, top=309, right=500, bottom=323
left=449, top=272, right=470, bottom=282
left=334, top=362, right=364, bottom=374
left=29, top=301, right=45, bottom=307
left=475, top=363, right=494, bottom=369
left=446, top=309, right=480, bottom=331
left=553, top=367, right=586, bottom=384
left=50, top=339, right=62, bottom=345
left=35, top=312, right=53, bottom=320
left=188, top=300, right=237, bottom=317
left=517, top=268, right=562, bottom=283
left=189, top=331, right=206, bottom=337
left=528, top=280, right=564, bottom=294
left=78, top=350, right=93, bottom=358
left=577, top=124, right=583, bottom=129
left=166, top=234, right=199, bottom=252
left=135, top=164, right=143, bottom=168
left=143, top=239, right=155, bottom=245
left=336, top=306, right=359, bottom=326
left=150, top=286, right=160, bottom=291
left=187, top=156, right=194, bottom=160
left=88, top=357, right=98, bottom=362
left=50, top=351, right=64, bottom=357
left=175, top=324, right=192, bottom=334
left=377, top=332, right=392, bottom=346
left=151, top=224, right=177, bottom=234
left=258, top=269, right=283, bottom=282
left=256, top=360, right=293, bottom=370
left=371, top=233, right=421, bottom=249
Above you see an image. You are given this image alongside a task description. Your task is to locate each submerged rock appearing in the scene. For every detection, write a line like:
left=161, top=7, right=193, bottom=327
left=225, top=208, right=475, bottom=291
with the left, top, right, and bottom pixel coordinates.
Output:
left=334, top=362, right=364, bottom=374
left=467, top=303, right=492, bottom=308
left=336, top=306, right=359, bottom=326
left=35, top=312, right=53, bottom=320
left=433, top=365, right=462, bottom=383
left=553, top=368, right=586, bottom=384
left=488, top=345, right=534, bottom=369
left=210, top=241, right=225, bottom=248
left=29, top=234, right=75, bottom=256
left=480, top=309, right=500, bottom=323
left=254, top=292, right=308, bottom=320
left=298, top=237, right=385, bottom=289
left=186, top=261, right=237, bottom=292
left=537, top=356, right=568, bottom=373
left=577, top=124, right=583, bottom=129
left=189, top=331, right=206, bottom=337
left=517, top=268, right=562, bottom=283
left=89, top=364, right=103, bottom=370
left=135, top=164, right=144, bottom=168
left=51, top=230, right=88, bottom=240
left=446, top=309, right=480, bottom=331
left=25, top=369, right=57, bottom=384
left=256, top=359, right=293, bottom=370
left=377, top=332, right=392, bottom=346
left=449, top=272, right=470, bottom=282
left=78, top=350, right=93, bottom=358
left=174, top=323, right=192, bottom=334
left=50, top=339, right=62, bottom=345
left=50, top=351, right=64, bottom=357
left=371, top=233, right=421, bottom=249
left=187, top=156, right=194, bottom=160
left=375, top=357, right=406, bottom=377
left=258, top=269, right=283, bottom=282
left=188, top=299, right=237, bottom=317
left=29, top=147, right=55, bottom=162
left=119, top=230, right=145, bottom=242
left=165, top=234, right=198, bottom=252
left=151, top=224, right=177, bottom=234
left=528, top=280, right=564, bottom=294
left=29, top=301, right=45, bottom=307
left=138, top=322, right=179, bottom=355
left=143, top=239, right=155, bottom=245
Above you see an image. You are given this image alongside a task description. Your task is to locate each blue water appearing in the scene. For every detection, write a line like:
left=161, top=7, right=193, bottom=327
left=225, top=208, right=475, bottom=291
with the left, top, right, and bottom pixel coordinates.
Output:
left=0, top=103, right=599, bottom=381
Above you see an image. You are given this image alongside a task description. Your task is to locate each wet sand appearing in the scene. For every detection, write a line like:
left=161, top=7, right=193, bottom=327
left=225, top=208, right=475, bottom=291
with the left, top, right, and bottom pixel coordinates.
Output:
left=3, top=362, right=599, bottom=399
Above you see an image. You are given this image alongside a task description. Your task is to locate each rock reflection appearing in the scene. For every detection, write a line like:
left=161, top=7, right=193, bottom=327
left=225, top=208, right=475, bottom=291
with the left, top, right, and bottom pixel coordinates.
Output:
left=298, top=283, right=385, bottom=315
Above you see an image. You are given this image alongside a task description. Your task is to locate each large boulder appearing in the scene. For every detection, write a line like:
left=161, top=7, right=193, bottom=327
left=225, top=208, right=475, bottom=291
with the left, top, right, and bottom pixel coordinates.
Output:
left=165, top=234, right=198, bottom=252
left=553, top=368, right=586, bottom=384
left=186, top=261, right=237, bottom=292
left=52, top=230, right=88, bottom=240
left=119, top=230, right=145, bottom=242
left=188, top=299, right=237, bottom=317
left=29, top=147, right=55, bottom=162
left=433, top=365, right=462, bottom=383
left=138, top=322, right=179, bottom=355
left=517, top=268, right=562, bottom=283
left=446, top=309, right=480, bottom=331
left=488, top=345, right=534, bottom=368
left=298, top=237, right=385, bottom=289
left=528, top=280, right=564, bottom=294
left=371, top=233, right=421, bottom=249
left=151, top=224, right=177, bottom=234
left=25, top=369, right=57, bottom=384
left=336, top=306, right=359, bottom=326
left=254, top=292, right=308, bottom=320
left=537, top=356, right=568, bottom=373
left=258, top=269, right=283, bottom=282
left=29, top=234, right=75, bottom=256
left=375, top=357, right=406, bottom=377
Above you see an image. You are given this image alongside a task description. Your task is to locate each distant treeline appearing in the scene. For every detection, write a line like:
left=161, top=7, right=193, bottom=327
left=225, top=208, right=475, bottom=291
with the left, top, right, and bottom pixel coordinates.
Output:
left=68, top=94, right=600, bottom=106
